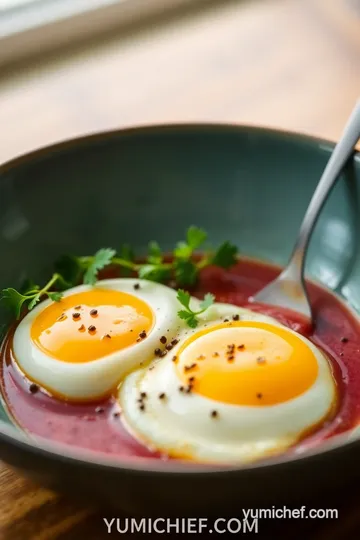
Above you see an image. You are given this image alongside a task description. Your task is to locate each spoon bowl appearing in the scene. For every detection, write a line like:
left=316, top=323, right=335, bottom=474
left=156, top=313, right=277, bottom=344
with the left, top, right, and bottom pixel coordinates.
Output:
left=251, top=259, right=312, bottom=319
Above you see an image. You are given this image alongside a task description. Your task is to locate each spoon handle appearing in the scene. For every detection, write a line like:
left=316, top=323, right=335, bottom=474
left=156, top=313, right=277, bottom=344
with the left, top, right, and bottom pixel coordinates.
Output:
left=286, top=99, right=360, bottom=282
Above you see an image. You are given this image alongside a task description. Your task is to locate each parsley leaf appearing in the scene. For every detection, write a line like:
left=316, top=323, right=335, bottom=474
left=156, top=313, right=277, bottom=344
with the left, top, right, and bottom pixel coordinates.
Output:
left=147, top=241, right=163, bottom=265
left=174, top=226, right=207, bottom=260
left=211, top=241, right=238, bottom=268
left=176, top=289, right=192, bottom=310
left=177, top=310, right=198, bottom=328
left=83, top=248, right=116, bottom=285
left=138, top=264, right=171, bottom=283
left=187, top=226, right=207, bottom=250
left=173, top=241, right=191, bottom=259
left=47, top=291, right=63, bottom=302
left=1, top=288, right=29, bottom=320
left=138, top=264, right=159, bottom=280
left=28, top=294, right=41, bottom=310
left=199, top=293, right=215, bottom=311
left=174, top=259, right=198, bottom=287
left=176, top=289, right=215, bottom=328
left=0, top=273, right=64, bottom=319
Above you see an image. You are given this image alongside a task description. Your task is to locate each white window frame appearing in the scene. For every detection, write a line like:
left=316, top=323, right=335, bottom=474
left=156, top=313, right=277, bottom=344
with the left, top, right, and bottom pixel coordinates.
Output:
left=0, top=0, right=213, bottom=68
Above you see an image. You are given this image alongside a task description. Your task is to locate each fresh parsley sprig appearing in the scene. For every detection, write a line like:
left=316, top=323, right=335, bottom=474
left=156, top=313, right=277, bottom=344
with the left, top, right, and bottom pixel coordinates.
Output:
left=176, top=289, right=215, bottom=328
left=1, top=273, right=66, bottom=319
left=69, top=226, right=238, bottom=287
left=0, top=226, right=238, bottom=319
left=83, top=248, right=116, bottom=285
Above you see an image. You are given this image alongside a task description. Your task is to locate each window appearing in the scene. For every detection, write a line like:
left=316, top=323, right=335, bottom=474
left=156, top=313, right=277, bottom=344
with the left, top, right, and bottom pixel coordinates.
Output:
left=0, top=0, right=205, bottom=66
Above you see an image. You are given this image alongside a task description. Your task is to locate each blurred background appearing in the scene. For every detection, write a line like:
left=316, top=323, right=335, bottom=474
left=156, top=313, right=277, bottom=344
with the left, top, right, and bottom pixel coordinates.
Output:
left=0, top=0, right=359, bottom=163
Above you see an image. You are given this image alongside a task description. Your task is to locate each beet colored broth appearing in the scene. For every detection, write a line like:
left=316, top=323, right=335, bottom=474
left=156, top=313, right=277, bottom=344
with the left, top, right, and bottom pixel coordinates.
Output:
left=1, top=258, right=360, bottom=461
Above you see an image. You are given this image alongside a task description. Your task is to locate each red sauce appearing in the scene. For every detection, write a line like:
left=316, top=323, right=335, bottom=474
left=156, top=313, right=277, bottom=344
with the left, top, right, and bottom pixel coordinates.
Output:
left=1, top=258, right=360, bottom=462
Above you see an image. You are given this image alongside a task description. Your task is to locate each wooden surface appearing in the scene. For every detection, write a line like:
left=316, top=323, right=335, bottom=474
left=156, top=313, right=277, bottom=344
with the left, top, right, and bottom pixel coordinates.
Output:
left=0, top=0, right=360, bottom=537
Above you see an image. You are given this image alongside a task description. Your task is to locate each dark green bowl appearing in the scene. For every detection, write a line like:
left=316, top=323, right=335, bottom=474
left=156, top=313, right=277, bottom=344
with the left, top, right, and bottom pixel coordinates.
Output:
left=0, top=124, right=360, bottom=514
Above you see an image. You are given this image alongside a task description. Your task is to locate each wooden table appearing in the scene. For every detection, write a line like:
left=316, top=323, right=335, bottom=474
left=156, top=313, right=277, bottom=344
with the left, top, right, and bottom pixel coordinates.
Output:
left=0, top=0, right=359, bottom=537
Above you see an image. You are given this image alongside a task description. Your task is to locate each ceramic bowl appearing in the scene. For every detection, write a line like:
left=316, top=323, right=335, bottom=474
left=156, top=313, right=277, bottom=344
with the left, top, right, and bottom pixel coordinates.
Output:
left=0, top=125, right=359, bottom=514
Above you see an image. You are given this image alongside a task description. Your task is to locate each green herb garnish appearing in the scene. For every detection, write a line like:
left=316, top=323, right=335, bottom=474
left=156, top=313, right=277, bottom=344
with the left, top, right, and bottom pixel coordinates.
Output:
left=56, top=226, right=237, bottom=287
left=83, top=248, right=116, bottom=286
left=176, top=289, right=215, bottom=328
left=0, top=226, right=238, bottom=319
left=1, top=273, right=66, bottom=319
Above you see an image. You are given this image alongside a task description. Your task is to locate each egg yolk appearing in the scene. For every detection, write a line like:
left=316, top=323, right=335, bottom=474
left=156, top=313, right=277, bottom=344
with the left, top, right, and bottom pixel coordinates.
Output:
left=175, top=321, right=319, bottom=405
left=31, top=289, right=154, bottom=363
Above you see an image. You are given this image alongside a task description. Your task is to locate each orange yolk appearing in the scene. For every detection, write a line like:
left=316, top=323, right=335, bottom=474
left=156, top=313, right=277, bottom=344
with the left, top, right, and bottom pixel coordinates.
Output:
left=176, top=321, right=318, bottom=405
left=31, top=289, right=154, bottom=363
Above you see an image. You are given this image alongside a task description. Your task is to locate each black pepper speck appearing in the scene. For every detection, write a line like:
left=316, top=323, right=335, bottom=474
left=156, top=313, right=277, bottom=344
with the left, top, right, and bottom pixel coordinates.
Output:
left=29, top=383, right=39, bottom=394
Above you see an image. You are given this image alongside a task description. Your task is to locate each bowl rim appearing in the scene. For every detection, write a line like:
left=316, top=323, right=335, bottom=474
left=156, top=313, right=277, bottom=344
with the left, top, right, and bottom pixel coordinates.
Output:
left=0, top=121, right=360, bottom=476
left=0, top=121, right=359, bottom=176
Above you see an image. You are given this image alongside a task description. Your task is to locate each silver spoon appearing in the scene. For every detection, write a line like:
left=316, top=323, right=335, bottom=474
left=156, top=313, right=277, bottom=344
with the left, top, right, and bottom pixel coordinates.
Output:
left=252, top=100, right=360, bottom=321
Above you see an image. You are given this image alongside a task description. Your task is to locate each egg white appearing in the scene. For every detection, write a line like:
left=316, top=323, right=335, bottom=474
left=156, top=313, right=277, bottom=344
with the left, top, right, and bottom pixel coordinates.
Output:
left=119, top=307, right=336, bottom=464
left=13, top=279, right=184, bottom=400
